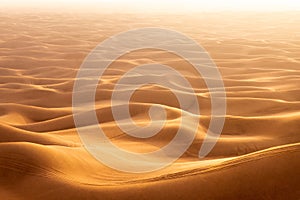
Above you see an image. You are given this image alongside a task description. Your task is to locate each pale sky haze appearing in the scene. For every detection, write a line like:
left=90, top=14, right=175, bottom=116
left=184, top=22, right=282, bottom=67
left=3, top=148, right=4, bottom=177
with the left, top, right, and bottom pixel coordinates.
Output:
left=2, top=0, right=300, bottom=12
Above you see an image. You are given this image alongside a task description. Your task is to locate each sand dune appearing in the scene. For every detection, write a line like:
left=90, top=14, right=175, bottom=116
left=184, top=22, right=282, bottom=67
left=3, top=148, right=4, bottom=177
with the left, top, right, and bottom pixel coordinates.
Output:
left=0, top=12, right=299, bottom=199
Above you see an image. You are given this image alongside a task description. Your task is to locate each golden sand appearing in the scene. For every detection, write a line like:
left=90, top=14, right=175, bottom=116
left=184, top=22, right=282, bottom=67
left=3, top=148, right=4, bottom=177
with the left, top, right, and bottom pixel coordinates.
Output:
left=0, top=12, right=299, bottom=199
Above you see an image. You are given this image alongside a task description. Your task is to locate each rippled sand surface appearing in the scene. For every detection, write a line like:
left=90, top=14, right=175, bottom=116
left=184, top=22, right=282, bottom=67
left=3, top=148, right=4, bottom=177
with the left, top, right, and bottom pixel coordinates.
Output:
left=0, top=12, right=299, bottom=199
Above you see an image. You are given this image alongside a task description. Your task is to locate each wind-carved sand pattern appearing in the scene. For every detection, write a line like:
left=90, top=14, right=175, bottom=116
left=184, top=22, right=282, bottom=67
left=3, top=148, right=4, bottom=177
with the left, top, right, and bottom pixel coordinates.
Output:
left=0, top=12, right=299, bottom=199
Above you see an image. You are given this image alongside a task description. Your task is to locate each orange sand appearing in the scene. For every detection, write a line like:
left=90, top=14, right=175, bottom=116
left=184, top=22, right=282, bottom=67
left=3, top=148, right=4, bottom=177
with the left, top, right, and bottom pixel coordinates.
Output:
left=0, top=12, right=299, bottom=199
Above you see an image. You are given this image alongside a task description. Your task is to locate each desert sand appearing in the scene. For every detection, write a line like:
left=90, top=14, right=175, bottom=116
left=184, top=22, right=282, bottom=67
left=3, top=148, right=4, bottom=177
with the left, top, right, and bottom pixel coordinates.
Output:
left=0, top=11, right=299, bottom=199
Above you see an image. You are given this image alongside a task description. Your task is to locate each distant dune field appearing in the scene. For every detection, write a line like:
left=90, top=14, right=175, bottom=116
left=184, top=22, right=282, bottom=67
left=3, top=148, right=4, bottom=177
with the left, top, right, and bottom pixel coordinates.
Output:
left=0, top=12, right=299, bottom=199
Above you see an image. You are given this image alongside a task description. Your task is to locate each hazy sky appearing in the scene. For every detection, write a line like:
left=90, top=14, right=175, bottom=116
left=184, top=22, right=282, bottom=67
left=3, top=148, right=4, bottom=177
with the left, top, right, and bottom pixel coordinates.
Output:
left=2, top=0, right=300, bottom=12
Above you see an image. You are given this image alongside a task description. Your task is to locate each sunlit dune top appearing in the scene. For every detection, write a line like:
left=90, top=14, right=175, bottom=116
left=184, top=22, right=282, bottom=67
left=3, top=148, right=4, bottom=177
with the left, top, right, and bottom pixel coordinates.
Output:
left=2, top=0, right=300, bottom=13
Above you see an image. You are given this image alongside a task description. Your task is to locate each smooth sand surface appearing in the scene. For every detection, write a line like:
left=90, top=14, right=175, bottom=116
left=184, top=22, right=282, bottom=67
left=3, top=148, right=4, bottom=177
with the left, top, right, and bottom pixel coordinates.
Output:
left=0, top=12, right=299, bottom=199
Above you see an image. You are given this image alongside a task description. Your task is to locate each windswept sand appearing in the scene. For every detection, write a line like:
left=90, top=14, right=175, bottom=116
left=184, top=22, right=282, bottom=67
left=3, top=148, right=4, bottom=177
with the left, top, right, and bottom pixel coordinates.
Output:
left=0, top=12, right=299, bottom=199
